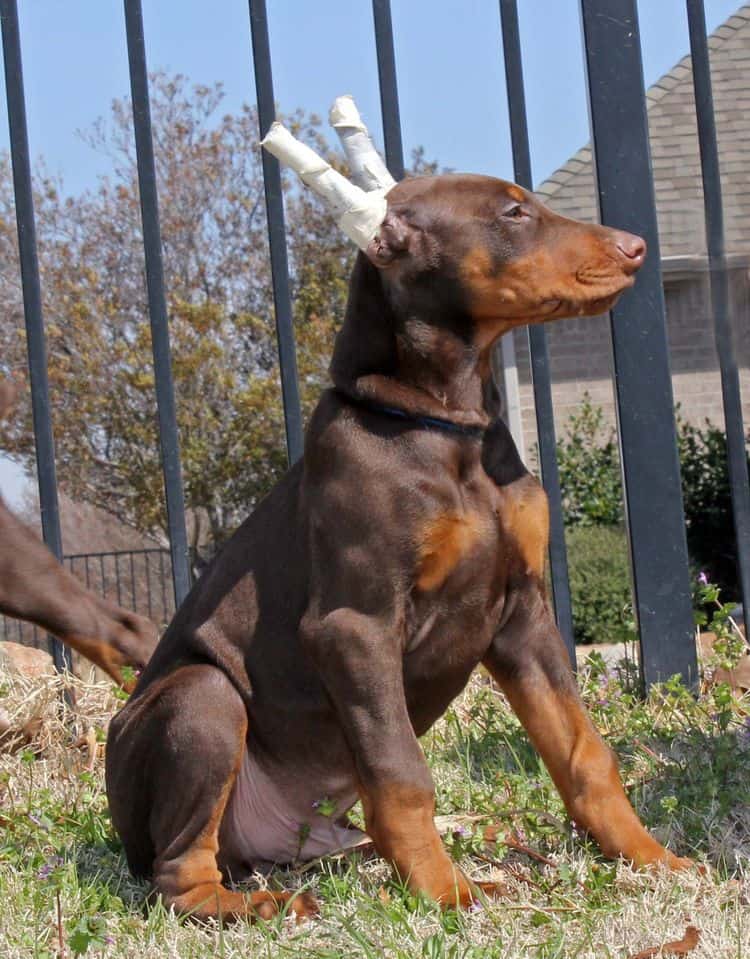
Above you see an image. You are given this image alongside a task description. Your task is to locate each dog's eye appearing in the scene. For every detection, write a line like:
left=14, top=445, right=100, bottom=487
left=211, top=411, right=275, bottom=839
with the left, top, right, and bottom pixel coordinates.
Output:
left=503, top=204, right=527, bottom=221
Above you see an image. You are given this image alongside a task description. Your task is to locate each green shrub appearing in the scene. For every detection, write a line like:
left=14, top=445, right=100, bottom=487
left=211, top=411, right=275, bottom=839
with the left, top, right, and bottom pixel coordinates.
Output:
left=565, top=525, right=632, bottom=645
left=555, top=396, right=624, bottom=527
left=677, top=415, right=749, bottom=601
left=556, top=396, right=749, bottom=605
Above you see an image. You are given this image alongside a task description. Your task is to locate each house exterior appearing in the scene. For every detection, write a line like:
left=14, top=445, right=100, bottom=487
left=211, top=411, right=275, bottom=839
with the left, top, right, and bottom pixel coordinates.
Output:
left=511, top=4, right=750, bottom=459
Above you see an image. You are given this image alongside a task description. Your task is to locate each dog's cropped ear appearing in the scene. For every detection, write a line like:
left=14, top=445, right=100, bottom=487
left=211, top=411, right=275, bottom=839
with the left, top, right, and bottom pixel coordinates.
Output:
left=365, top=210, right=414, bottom=268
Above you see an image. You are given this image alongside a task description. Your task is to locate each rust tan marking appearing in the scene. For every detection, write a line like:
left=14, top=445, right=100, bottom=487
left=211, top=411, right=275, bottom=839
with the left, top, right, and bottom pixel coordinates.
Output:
left=361, top=782, right=477, bottom=907
left=417, top=510, right=482, bottom=591
left=63, top=635, right=134, bottom=691
left=484, top=660, right=693, bottom=871
left=506, top=184, right=526, bottom=203
left=498, top=477, right=549, bottom=579
left=459, top=224, right=635, bottom=349
left=361, top=782, right=507, bottom=907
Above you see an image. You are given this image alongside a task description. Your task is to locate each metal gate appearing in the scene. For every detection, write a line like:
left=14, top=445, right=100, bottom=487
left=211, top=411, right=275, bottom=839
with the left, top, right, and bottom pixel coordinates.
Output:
left=1, top=0, right=747, bottom=687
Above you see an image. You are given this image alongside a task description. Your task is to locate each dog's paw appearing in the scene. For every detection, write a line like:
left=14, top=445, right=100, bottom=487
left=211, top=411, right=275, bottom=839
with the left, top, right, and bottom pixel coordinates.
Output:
left=472, top=878, right=512, bottom=901
left=251, top=889, right=320, bottom=922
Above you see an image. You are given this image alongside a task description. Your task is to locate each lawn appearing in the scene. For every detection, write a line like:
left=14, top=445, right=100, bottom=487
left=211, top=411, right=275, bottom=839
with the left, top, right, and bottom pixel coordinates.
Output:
left=1, top=652, right=748, bottom=958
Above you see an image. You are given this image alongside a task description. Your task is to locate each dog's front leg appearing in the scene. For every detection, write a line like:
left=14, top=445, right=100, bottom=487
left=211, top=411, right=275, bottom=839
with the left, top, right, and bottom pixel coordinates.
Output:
left=483, top=588, right=693, bottom=870
left=0, top=498, right=158, bottom=688
left=302, top=606, right=478, bottom=907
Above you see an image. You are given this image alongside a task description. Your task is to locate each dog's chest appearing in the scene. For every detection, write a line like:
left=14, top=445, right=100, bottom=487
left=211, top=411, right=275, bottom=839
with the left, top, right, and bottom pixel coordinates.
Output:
left=401, top=473, right=548, bottom=727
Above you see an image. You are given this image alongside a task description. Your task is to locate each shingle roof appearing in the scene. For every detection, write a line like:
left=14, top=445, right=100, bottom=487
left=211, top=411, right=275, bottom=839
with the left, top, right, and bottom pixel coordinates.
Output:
left=536, top=4, right=750, bottom=258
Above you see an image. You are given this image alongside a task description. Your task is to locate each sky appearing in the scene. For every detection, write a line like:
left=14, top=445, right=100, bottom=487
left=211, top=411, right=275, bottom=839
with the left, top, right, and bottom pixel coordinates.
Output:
left=0, top=0, right=743, bottom=508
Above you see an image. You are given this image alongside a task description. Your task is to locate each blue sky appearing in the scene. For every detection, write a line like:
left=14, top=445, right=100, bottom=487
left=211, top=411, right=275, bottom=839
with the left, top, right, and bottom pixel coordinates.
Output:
left=0, top=0, right=742, bottom=508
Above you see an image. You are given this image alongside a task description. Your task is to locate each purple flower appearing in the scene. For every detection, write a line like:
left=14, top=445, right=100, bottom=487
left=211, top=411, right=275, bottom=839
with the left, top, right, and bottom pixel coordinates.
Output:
left=698, top=571, right=709, bottom=586
left=37, top=855, right=63, bottom=880
left=453, top=825, right=470, bottom=839
left=469, top=899, right=484, bottom=913
left=28, top=812, right=44, bottom=828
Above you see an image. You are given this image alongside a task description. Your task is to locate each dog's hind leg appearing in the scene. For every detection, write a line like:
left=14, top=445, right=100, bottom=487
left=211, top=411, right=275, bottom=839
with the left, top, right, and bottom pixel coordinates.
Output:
left=106, top=663, right=318, bottom=922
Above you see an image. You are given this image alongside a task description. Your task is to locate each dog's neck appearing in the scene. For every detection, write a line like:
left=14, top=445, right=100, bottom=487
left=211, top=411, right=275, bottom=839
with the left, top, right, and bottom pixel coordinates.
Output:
left=330, top=255, right=491, bottom=429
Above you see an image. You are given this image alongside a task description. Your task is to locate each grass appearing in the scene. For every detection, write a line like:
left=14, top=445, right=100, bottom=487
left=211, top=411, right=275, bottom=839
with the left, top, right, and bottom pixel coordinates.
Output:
left=1, top=654, right=749, bottom=958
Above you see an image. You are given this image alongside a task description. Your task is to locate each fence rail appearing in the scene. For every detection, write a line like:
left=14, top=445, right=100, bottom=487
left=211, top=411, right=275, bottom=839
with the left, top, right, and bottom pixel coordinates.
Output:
left=1, top=0, right=748, bottom=687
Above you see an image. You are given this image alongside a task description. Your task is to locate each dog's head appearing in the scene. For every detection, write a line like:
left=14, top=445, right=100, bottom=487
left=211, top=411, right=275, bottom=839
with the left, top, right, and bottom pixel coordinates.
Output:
left=364, top=174, right=645, bottom=348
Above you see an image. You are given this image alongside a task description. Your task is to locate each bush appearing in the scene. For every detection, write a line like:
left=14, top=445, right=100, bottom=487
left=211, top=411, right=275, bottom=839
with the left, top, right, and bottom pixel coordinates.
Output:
left=555, top=397, right=624, bottom=527
left=565, top=525, right=633, bottom=645
left=556, top=396, right=749, bottom=605
left=678, top=416, right=749, bottom=601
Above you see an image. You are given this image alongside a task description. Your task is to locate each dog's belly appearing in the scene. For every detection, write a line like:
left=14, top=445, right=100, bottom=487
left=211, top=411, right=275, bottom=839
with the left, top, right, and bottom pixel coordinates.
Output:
left=220, top=749, right=364, bottom=871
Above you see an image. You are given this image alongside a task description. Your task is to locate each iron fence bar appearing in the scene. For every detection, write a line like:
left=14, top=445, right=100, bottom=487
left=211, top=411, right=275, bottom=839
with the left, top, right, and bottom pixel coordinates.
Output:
left=129, top=551, right=137, bottom=610
left=159, top=549, right=168, bottom=620
left=64, top=546, right=167, bottom=560
left=686, top=0, right=750, bottom=630
left=371, top=0, right=405, bottom=180
left=580, top=0, right=697, bottom=687
left=247, top=0, right=303, bottom=465
left=124, top=0, right=191, bottom=607
left=114, top=552, right=122, bottom=607
left=145, top=551, right=153, bottom=620
left=498, top=0, right=575, bottom=664
left=0, top=0, right=72, bottom=673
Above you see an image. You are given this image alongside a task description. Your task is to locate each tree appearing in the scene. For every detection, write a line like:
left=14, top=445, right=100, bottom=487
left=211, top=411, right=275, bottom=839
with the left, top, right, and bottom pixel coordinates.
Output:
left=0, top=74, right=359, bottom=553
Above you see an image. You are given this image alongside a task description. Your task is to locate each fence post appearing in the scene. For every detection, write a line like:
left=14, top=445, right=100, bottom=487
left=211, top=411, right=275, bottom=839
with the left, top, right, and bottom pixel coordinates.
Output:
left=580, top=0, right=697, bottom=687
left=0, top=0, right=72, bottom=672
left=499, top=0, right=576, bottom=665
left=123, top=0, right=191, bottom=607
left=371, top=0, right=406, bottom=182
left=248, top=0, right=304, bottom=465
left=686, top=0, right=750, bottom=631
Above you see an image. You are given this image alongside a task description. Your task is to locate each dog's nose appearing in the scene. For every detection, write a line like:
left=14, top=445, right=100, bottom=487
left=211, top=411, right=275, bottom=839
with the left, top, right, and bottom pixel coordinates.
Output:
left=614, top=231, right=647, bottom=270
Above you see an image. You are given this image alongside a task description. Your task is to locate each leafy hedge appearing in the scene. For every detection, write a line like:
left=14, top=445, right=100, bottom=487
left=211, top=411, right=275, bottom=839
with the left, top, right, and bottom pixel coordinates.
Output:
left=677, top=416, right=748, bottom=600
left=565, top=525, right=632, bottom=646
left=554, top=395, right=749, bottom=643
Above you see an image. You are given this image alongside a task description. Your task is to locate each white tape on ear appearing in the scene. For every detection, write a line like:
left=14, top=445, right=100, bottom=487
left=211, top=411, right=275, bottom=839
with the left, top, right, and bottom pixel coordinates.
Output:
left=329, top=95, right=396, bottom=193
left=261, top=121, right=387, bottom=251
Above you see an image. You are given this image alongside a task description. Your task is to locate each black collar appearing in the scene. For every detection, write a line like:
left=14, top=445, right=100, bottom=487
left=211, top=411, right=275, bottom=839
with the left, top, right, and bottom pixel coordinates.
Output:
left=334, top=389, right=486, bottom=440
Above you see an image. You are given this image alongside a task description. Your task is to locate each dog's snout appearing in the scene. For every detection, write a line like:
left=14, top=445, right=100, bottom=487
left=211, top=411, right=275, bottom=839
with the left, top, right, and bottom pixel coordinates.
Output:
left=614, top=231, right=647, bottom=269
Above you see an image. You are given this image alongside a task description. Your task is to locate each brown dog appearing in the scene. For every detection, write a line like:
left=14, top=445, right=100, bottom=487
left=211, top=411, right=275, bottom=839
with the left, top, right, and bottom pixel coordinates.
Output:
left=0, top=379, right=158, bottom=690
left=106, top=174, right=692, bottom=922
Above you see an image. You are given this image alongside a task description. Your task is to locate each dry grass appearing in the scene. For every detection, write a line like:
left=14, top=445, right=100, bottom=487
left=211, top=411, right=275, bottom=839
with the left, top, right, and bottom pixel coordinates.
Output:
left=1, top=660, right=749, bottom=958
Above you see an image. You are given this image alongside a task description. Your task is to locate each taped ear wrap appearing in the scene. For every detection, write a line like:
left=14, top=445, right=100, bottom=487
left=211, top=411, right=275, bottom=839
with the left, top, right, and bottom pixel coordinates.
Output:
left=329, top=95, right=396, bottom=193
left=261, top=121, right=387, bottom=251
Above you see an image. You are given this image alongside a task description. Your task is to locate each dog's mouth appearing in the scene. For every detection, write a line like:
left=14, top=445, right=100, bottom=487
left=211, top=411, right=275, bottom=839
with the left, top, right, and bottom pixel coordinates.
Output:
left=541, top=276, right=634, bottom=319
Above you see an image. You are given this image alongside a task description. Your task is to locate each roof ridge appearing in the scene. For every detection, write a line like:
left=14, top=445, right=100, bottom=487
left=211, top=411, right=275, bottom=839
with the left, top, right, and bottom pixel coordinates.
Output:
left=536, top=4, right=750, bottom=199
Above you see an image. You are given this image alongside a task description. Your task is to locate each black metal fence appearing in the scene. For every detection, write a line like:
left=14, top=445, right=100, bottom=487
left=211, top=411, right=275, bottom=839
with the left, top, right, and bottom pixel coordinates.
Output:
left=0, top=0, right=747, bottom=687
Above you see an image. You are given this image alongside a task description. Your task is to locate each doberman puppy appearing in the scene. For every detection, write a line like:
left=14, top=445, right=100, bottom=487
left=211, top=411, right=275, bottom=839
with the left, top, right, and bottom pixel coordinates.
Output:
left=0, top=379, right=158, bottom=690
left=107, top=174, right=692, bottom=922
